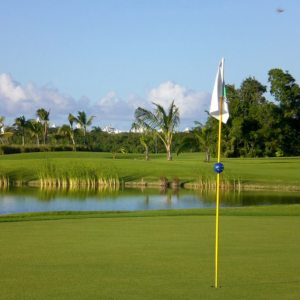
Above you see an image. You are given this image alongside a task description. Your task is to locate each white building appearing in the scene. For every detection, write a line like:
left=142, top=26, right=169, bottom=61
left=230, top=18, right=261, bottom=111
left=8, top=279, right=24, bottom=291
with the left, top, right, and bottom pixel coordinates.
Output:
left=102, top=125, right=115, bottom=134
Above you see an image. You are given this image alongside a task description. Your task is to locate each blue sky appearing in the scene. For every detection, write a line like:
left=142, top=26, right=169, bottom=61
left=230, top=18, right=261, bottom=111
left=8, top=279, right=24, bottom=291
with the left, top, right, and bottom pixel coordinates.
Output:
left=0, top=0, right=299, bottom=130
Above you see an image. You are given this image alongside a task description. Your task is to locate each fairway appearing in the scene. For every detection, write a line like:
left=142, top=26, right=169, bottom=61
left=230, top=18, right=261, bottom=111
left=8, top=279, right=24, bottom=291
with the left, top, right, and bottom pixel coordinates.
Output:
left=1, top=215, right=300, bottom=299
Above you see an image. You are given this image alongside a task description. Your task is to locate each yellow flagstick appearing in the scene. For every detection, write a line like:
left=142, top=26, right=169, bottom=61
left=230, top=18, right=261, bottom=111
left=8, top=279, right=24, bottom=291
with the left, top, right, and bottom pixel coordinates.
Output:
left=215, top=97, right=223, bottom=288
left=210, top=57, right=228, bottom=288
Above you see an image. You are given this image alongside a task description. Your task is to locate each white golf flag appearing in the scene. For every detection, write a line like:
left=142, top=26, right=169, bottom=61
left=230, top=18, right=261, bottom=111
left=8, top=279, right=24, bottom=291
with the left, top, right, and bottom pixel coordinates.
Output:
left=209, top=58, right=229, bottom=124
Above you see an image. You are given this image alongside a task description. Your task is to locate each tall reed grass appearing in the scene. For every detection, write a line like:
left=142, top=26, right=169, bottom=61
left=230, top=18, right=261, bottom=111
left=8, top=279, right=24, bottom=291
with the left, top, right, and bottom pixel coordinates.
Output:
left=0, top=173, right=9, bottom=187
left=37, top=157, right=119, bottom=187
left=0, top=165, right=9, bottom=187
left=192, top=166, right=241, bottom=190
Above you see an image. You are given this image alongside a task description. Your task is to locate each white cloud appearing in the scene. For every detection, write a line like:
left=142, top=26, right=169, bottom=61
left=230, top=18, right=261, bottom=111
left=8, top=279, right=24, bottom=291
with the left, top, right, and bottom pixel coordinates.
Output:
left=94, top=91, right=133, bottom=119
left=146, top=80, right=211, bottom=121
left=94, top=81, right=210, bottom=125
left=0, top=73, right=81, bottom=119
left=0, top=73, right=211, bottom=129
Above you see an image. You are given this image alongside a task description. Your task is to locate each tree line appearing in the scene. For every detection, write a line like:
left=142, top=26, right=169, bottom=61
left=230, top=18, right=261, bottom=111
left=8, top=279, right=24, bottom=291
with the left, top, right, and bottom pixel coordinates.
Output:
left=1, top=68, right=299, bottom=160
left=206, top=68, right=300, bottom=158
left=0, top=108, right=95, bottom=146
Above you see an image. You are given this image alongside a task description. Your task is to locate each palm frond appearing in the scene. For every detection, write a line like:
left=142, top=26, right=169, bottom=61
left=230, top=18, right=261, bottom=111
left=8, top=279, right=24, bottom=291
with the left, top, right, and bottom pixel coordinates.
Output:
left=176, top=136, right=200, bottom=155
left=0, top=132, right=13, bottom=138
left=135, top=107, right=161, bottom=131
left=134, top=101, right=181, bottom=160
left=13, top=116, right=27, bottom=127
left=36, top=109, right=51, bottom=121
left=58, top=124, right=72, bottom=136
left=68, top=114, right=76, bottom=127
left=27, top=120, right=43, bottom=134
left=86, top=116, right=96, bottom=126
left=170, top=106, right=180, bottom=131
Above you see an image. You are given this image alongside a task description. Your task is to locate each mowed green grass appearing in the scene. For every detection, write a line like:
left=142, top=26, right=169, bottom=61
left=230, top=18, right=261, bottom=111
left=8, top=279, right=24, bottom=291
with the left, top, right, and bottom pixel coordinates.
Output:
left=0, top=152, right=300, bottom=188
left=1, top=213, right=300, bottom=300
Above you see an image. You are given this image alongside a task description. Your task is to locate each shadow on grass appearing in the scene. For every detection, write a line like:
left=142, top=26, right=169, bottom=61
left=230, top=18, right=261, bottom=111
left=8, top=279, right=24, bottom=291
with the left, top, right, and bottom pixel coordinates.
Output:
left=120, top=171, right=153, bottom=183
left=7, top=169, right=36, bottom=183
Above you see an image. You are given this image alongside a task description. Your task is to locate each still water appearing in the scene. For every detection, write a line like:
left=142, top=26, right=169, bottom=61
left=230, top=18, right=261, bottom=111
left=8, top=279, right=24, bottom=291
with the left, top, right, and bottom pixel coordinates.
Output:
left=1, top=186, right=300, bottom=215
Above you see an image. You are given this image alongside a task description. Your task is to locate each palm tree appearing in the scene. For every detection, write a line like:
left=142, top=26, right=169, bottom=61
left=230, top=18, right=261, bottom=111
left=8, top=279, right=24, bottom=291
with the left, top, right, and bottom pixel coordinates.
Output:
left=110, top=144, right=126, bottom=159
left=68, top=113, right=74, bottom=128
left=13, top=116, right=28, bottom=145
left=69, top=111, right=96, bottom=145
left=58, top=124, right=76, bottom=145
left=27, top=120, right=43, bottom=145
left=0, top=116, right=13, bottom=143
left=176, top=122, right=211, bottom=162
left=36, top=109, right=50, bottom=144
left=91, top=126, right=102, bottom=133
left=134, top=100, right=180, bottom=161
left=131, top=122, right=154, bottom=161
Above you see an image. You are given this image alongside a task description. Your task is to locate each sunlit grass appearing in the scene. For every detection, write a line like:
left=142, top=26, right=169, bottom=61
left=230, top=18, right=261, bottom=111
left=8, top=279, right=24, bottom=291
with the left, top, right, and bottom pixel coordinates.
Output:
left=37, top=157, right=119, bottom=187
left=0, top=168, right=9, bottom=187
left=0, top=152, right=299, bottom=189
left=1, top=212, right=300, bottom=299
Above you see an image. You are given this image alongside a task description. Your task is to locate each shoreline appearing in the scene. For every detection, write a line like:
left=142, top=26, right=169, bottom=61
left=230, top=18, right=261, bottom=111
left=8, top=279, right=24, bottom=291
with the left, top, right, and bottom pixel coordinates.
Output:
left=5, top=180, right=300, bottom=192
left=1, top=204, right=300, bottom=222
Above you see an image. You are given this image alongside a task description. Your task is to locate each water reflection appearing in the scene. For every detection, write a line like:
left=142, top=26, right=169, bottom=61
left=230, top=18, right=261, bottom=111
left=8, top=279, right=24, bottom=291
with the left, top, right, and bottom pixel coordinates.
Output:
left=37, top=186, right=120, bottom=201
left=1, top=186, right=300, bottom=215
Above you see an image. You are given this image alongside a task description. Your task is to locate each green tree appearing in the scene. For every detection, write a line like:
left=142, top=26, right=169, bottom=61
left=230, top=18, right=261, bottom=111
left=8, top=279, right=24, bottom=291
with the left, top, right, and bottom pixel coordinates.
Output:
left=69, top=111, right=96, bottom=145
left=13, top=116, right=28, bottom=145
left=268, top=69, right=300, bottom=156
left=110, top=144, right=126, bottom=159
left=58, top=125, right=76, bottom=145
left=131, top=122, right=154, bottom=161
left=68, top=113, right=75, bottom=129
left=233, top=77, right=267, bottom=157
left=134, top=100, right=180, bottom=161
left=0, top=116, right=13, bottom=143
left=177, top=122, right=211, bottom=162
left=91, top=126, right=102, bottom=133
left=36, top=109, right=50, bottom=145
left=27, top=120, right=43, bottom=145
left=268, top=69, right=300, bottom=119
left=205, top=79, right=276, bottom=158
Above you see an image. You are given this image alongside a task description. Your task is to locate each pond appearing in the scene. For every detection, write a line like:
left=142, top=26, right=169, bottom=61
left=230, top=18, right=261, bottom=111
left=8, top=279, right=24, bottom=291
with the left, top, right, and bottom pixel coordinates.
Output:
left=1, top=186, right=300, bottom=215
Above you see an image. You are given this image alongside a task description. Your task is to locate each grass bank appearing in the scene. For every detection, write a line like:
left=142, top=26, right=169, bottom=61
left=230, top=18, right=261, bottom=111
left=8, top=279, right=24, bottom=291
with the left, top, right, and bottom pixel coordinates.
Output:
left=1, top=209, right=300, bottom=300
left=0, top=152, right=299, bottom=189
left=1, top=204, right=300, bottom=222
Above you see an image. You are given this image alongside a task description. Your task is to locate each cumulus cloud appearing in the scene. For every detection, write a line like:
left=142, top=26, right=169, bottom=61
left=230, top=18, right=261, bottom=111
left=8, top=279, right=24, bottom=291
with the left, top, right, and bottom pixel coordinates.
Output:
left=0, top=73, right=211, bottom=129
left=146, top=80, right=210, bottom=121
left=95, top=91, right=132, bottom=119
left=93, top=91, right=150, bottom=121
left=94, top=80, right=210, bottom=125
left=0, top=73, right=82, bottom=120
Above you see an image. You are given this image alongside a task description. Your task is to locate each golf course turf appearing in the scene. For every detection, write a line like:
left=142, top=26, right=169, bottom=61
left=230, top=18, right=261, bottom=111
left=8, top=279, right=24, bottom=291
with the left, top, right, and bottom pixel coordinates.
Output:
left=0, top=152, right=300, bottom=189
left=1, top=152, right=300, bottom=299
left=1, top=207, right=300, bottom=299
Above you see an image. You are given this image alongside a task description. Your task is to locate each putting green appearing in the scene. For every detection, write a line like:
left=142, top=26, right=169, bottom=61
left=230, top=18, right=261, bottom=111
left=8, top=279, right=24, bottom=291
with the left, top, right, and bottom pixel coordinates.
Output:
left=1, top=215, right=300, bottom=299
